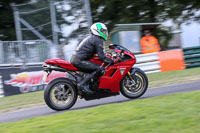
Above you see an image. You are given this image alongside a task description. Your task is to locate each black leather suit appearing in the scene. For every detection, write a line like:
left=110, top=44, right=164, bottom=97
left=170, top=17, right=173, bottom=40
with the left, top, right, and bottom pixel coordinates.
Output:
left=70, top=35, right=113, bottom=74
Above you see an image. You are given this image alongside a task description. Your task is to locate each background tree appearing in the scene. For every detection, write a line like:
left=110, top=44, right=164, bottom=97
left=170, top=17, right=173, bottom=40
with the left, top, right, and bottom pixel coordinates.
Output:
left=90, top=0, right=200, bottom=49
left=1, top=0, right=200, bottom=46
left=55, top=0, right=88, bottom=45
left=0, top=0, right=88, bottom=44
left=0, top=0, right=29, bottom=41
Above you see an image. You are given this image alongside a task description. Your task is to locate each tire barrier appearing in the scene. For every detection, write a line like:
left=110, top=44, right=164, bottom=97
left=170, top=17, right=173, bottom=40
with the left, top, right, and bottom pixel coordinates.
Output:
left=158, top=49, right=185, bottom=72
left=183, top=46, right=200, bottom=69
left=135, top=49, right=185, bottom=73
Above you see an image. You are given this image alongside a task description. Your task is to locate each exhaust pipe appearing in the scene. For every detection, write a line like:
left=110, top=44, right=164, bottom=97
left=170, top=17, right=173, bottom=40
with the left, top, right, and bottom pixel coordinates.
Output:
left=42, top=63, right=67, bottom=72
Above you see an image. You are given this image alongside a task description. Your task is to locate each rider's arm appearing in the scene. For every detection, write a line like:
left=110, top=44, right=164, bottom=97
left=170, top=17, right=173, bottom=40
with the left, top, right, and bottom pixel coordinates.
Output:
left=95, top=42, right=113, bottom=64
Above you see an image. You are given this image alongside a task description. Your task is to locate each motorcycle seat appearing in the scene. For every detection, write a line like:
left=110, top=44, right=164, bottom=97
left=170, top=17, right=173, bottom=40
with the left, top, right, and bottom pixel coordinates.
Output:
left=45, top=58, right=78, bottom=71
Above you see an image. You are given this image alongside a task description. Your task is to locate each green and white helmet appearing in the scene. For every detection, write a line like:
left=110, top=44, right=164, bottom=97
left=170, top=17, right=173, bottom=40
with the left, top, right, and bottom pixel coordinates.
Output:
left=90, top=22, right=108, bottom=41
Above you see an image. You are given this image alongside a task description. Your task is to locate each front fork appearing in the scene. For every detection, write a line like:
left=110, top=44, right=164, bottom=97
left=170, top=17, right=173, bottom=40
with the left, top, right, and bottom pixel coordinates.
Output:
left=127, top=72, right=134, bottom=80
left=127, top=67, right=142, bottom=85
left=127, top=72, right=136, bottom=86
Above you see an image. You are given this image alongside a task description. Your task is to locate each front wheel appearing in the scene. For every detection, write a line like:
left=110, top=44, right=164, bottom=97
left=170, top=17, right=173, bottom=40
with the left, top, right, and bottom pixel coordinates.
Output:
left=44, top=78, right=78, bottom=111
left=120, top=68, right=148, bottom=99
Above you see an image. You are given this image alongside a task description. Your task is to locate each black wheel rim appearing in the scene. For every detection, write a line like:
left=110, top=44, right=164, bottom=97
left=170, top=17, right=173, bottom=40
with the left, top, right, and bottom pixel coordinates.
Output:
left=49, top=82, right=75, bottom=108
left=122, top=72, right=146, bottom=96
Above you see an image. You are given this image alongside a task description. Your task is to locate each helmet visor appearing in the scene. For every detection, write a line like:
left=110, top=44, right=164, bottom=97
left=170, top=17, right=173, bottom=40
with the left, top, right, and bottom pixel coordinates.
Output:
left=96, top=23, right=108, bottom=40
left=100, top=28, right=108, bottom=39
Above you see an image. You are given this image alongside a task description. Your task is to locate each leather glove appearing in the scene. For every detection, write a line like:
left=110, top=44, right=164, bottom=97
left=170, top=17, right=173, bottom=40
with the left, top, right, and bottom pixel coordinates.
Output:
left=113, top=57, right=121, bottom=63
left=105, top=53, right=112, bottom=59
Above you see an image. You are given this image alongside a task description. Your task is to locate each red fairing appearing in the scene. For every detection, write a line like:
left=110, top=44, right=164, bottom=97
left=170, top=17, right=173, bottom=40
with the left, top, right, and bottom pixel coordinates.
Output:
left=114, top=49, right=136, bottom=61
left=97, top=49, right=136, bottom=92
left=45, top=58, right=78, bottom=71
left=89, top=55, right=104, bottom=65
left=89, top=54, right=113, bottom=66
left=99, top=59, right=135, bottom=92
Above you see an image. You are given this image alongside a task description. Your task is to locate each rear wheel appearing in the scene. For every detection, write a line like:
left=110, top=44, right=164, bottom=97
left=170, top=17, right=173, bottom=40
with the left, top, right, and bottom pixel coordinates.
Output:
left=44, top=78, right=77, bottom=111
left=120, top=69, right=148, bottom=99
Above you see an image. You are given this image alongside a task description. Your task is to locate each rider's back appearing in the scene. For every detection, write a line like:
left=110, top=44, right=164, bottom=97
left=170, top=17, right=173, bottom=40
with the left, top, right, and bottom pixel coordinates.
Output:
left=73, top=35, right=103, bottom=60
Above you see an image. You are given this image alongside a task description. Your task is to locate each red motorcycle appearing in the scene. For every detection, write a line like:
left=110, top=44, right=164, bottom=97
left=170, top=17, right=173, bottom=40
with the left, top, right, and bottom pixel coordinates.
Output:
left=42, top=44, right=148, bottom=111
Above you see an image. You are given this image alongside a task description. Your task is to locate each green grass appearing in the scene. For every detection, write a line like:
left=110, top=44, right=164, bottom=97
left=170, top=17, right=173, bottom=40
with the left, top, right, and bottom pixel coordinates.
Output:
left=0, top=91, right=44, bottom=113
left=0, top=67, right=200, bottom=114
left=148, top=67, right=200, bottom=87
left=1, top=91, right=200, bottom=133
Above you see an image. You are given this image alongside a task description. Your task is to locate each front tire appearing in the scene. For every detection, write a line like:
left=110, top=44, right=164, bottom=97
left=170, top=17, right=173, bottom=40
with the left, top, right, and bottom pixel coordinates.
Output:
left=44, top=77, right=78, bottom=111
left=120, top=69, right=148, bottom=99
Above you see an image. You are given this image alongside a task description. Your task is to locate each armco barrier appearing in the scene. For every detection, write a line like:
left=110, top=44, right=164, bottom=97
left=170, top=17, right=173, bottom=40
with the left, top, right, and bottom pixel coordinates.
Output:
left=0, top=75, right=4, bottom=98
left=183, top=46, right=200, bottom=69
left=135, top=52, right=161, bottom=74
left=0, top=48, right=189, bottom=97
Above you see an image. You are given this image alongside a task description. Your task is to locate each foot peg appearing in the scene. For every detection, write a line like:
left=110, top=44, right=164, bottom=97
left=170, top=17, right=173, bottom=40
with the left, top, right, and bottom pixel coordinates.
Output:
left=77, top=83, right=94, bottom=94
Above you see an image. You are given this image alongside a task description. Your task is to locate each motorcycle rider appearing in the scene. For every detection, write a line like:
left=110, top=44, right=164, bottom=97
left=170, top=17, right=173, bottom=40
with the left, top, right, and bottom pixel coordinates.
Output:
left=70, top=22, right=118, bottom=94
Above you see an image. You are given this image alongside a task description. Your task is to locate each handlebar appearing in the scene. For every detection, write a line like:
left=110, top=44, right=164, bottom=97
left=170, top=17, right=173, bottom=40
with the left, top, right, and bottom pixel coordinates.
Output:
left=105, top=63, right=112, bottom=68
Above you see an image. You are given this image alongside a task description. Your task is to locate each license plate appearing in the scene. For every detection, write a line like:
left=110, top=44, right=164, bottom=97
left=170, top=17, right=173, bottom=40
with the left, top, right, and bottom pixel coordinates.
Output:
left=42, top=72, right=48, bottom=82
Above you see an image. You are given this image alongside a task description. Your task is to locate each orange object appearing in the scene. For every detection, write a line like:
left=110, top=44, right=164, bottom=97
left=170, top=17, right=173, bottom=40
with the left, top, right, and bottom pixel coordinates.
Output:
left=158, top=49, right=185, bottom=72
left=140, top=35, right=161, bottom=54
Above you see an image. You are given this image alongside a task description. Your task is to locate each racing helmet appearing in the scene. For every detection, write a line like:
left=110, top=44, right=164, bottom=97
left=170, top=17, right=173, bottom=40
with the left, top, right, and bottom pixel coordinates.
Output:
left=90, top=22, right=108, bottom=41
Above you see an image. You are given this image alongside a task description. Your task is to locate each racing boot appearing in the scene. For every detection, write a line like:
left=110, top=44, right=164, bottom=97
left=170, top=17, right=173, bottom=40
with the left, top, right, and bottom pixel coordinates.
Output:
left=77, top=74, right=94, bottom=94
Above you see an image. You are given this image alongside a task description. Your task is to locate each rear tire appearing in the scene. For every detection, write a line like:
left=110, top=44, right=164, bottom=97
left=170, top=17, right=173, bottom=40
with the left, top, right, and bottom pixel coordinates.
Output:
left=44, top=77, right=77, bottom=111
left=120, top=69, right=148, bottom=99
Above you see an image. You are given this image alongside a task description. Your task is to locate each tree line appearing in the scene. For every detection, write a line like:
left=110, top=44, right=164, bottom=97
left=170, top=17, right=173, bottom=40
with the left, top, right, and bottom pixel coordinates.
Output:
left=1, top=0, right=200, bottom=48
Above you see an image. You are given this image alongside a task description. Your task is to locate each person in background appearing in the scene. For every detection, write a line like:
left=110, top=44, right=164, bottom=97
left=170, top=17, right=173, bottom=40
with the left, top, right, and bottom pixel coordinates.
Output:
left=140, top=29, right=161, bottom=54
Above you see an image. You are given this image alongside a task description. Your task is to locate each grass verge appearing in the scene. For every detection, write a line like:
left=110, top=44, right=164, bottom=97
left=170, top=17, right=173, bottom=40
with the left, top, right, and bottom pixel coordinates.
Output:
left=148, top=67, right=200, bottom=87
left=0, top=90, right=200, bottom=133
left=0, top=67, right=200, bottom=114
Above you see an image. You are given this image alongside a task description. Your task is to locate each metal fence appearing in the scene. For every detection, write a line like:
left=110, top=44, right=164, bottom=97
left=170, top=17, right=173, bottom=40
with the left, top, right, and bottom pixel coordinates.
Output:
left=0, top=40, right=53, bottom=65
left=0, top=75, right=4, bottom=98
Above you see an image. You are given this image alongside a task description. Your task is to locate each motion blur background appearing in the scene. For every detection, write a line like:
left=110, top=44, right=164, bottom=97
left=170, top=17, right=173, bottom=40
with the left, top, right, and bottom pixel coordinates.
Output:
left=0, top=0, right=200, bottom=97
left=1, top=0, right=200, bottom=51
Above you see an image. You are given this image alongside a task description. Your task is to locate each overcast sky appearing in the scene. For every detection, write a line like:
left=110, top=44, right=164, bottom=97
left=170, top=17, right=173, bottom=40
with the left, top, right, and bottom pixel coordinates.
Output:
left=181, top=22, right=200, bottom=48
left=163, top=20, right=200, bottom=48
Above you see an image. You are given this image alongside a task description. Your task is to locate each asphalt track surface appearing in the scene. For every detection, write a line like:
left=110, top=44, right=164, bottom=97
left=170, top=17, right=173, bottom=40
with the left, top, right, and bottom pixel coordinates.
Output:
left=0, top=81, right=200, bottom=124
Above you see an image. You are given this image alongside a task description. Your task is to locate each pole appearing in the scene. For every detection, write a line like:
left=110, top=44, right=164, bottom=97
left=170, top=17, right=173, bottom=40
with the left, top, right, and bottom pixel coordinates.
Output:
left=10, top=3, right=26, bottom=68
left=20, top=18, right=47, bottom=40
left=49, top=0, right=59, bottom=45
left=84, top=0, right=93, bottom=32
left=20, top=18, right=54, bottom=57
left=11, top=3, right=23, bottom=41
